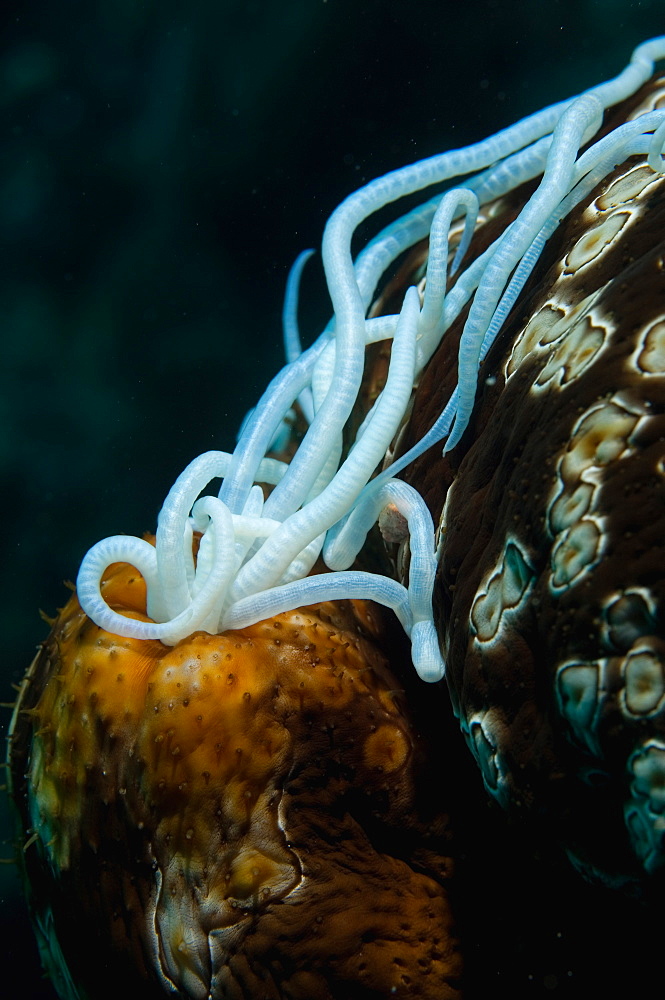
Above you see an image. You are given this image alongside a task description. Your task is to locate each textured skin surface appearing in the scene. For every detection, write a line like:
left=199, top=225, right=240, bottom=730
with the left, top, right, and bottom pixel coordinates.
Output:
left=391, top=73, right=665, bottom=886
left=8, top=545, right=461, bottom=1000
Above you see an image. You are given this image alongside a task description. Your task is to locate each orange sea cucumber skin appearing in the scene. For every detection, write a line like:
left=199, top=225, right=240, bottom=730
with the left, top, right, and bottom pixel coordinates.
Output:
left=9, top=554, right=461, bottom=1000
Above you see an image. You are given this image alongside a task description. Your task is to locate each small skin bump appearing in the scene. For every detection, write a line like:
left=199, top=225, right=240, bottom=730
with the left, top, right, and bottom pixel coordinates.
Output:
left=550, top=518, right=603, bottom=590
left=625, top=740, right=665, bottom=873
left=630, top=741, right=665, bottom=812
left=621, top=640, right=665, bottom=716
left=595, top=164, right=659, bottom=211
left=633, top=318, right=665, bottom=374
left=535, top=314, right=608, bottom=389
left=602, top=589, right=657, bottom=652
left=466, top=715, right=505, bottom=801
left=555, top=661, right=604, bottom=754
left=559, top=402, right=637, bottom=483
left=548, top=481, right=595, bottom=535
left=563, top=211, right=630, bottom=273
left=363, top=724, right=410, bottom=773
left=471, top=541, right=532, bottom=643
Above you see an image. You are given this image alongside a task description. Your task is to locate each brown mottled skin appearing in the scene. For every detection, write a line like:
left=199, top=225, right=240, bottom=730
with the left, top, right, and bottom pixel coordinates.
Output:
left=387, top=73, right=665, bottom=885
left=8, top=545, right=461, bottom=999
